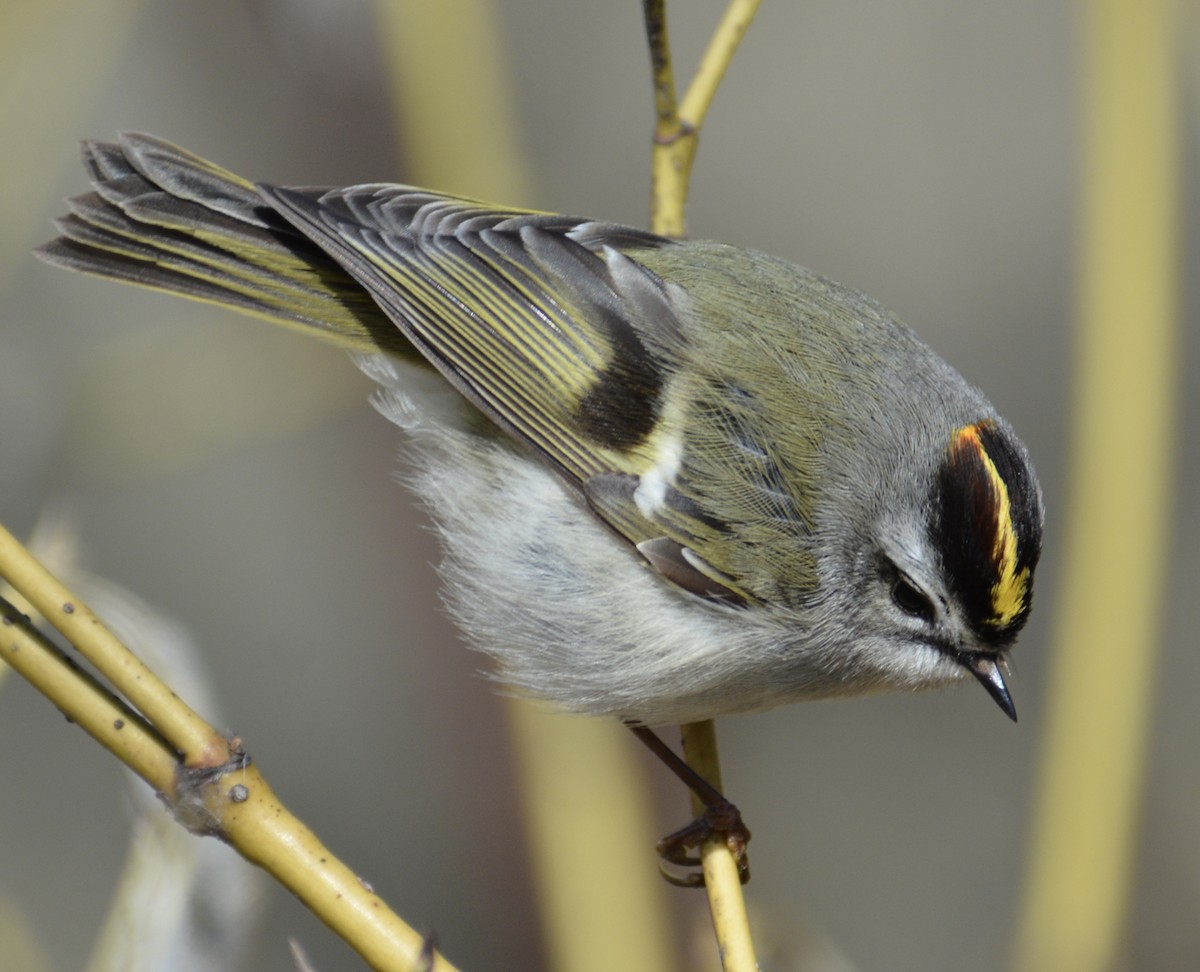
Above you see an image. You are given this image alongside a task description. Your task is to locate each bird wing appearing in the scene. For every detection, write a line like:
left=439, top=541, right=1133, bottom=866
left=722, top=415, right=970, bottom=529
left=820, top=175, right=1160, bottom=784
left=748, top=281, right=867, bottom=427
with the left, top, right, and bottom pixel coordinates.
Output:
left=257, top=184, right=679, bottom=482
left=259, top=184, right=758, bottom=603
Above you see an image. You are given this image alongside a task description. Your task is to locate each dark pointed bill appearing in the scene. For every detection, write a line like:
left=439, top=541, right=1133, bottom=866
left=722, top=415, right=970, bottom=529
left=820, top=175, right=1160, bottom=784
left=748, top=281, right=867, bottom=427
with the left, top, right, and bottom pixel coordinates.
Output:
left=961, top=653, right=1017, bottom=722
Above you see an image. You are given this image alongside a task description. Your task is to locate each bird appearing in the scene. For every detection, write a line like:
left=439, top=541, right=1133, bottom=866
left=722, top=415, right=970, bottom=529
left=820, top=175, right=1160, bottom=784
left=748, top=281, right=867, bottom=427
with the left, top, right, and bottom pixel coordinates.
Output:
left=38, top=133, right=1044, bottom=881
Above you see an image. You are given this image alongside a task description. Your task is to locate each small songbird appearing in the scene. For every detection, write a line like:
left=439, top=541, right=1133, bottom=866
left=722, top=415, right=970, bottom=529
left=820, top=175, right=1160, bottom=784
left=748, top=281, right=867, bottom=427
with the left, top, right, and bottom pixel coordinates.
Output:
left=38, top=134, right=1043, bottom=732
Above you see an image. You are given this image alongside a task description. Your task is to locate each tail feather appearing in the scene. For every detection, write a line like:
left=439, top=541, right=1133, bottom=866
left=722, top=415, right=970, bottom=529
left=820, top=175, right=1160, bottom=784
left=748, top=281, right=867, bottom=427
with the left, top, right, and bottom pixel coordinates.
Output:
left=36, top=133, right=410, bottom=356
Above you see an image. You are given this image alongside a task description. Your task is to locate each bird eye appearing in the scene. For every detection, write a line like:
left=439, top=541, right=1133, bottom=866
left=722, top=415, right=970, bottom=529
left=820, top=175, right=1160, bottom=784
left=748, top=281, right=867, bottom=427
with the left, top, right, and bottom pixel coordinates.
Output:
left=891, top=575, right=936, bottom=624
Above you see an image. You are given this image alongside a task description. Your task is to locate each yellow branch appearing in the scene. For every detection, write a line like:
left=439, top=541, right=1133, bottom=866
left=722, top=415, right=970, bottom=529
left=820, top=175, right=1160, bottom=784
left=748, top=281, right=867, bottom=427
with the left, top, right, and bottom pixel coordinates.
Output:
left=679, top=721, right=757, bottom=972
left=0, top=528, right=459, bottom=972
left=677, top=0, right=764, bottom=131
left=644, top=0, right=679, bottom=134
left=0, top=596, right=177, bottom=785
left=647, top=0, right=763, bottom=237
left=1011, top=1, right=1180, bottom=969
left=376, top=4, right=678, bottom=970
left=0, top=521, right=215, bottom=763
left=644, top=3, right=762, bottom=970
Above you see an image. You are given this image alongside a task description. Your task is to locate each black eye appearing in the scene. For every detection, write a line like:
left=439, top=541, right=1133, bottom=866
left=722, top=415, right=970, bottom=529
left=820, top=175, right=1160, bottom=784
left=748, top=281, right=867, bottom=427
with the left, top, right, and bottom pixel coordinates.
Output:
left=891, top=575, right=937, bottom=623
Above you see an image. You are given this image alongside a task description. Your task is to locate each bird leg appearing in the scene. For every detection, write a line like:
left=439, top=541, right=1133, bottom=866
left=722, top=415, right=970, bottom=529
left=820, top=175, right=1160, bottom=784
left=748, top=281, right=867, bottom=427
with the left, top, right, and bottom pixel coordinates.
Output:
left=627, top=723, right=751, bottom=887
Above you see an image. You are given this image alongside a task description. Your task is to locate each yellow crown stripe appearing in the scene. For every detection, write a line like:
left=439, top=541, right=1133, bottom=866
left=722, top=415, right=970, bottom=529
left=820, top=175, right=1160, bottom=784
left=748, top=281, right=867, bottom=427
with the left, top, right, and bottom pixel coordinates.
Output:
left=957, top=424, right=1030, bottom=626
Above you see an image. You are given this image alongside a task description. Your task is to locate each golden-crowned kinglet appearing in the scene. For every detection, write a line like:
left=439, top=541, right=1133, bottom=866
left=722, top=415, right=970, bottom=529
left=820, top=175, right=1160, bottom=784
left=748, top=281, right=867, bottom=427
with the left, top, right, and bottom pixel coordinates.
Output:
left=38, top=134, right=1044, bottom=727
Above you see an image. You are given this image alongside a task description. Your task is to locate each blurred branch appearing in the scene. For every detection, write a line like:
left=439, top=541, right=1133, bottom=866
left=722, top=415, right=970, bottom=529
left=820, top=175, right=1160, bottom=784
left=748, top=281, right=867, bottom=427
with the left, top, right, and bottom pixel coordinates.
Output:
left=373, top=0, right=531, bottom=202
left=374, top=3, right=678, bottom=970
left=644, top=3, right=762, bottom=971
left=1012, top=1, right=1181, bottom=970
left=644, top=0, right=762, bottom=236
left=0, top=897, right=53, bottom=972
left=0, top=524, right=459, bottom=972
left=0, top=0, right=150, bottom=290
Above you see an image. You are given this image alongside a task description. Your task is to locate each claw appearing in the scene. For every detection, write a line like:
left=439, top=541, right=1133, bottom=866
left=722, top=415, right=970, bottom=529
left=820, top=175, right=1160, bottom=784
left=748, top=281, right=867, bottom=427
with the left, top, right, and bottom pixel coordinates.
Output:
left=626, top=723, right=753, bottom=887
left=655, top=795, right=752, bottom=887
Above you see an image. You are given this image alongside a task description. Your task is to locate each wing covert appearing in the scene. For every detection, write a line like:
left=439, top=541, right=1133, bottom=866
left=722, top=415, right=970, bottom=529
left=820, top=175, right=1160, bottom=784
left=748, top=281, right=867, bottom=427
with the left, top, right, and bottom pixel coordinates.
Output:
left=258, top=183, right=685, bottom=486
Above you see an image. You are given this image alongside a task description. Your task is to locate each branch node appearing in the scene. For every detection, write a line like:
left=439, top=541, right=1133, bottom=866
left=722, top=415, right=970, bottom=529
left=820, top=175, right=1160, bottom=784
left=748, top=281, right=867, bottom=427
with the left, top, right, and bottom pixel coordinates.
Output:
left=653, top=120, right=695, bottom=146
left=166, top=735, right=252, bottom=837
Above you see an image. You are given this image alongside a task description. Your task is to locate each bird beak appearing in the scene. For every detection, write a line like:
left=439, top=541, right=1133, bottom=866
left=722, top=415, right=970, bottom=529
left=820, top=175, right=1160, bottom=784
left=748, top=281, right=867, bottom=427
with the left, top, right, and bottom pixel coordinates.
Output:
left=962, top=654, right=1017, bottom=722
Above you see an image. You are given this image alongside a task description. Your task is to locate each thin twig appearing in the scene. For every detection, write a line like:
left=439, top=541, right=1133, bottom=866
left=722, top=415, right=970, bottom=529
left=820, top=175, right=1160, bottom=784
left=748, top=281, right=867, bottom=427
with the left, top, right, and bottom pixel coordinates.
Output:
left=643, top=0, right=680, bottom=136
left=0, top=527, right=459, bottom=972
left=0, top=520, right=215, bottom=763
left=677, top=0, right=763, bottom=131
left=642, top=3, right=762, bottom=970
left=0, top=594, right=177, bottom=783
left=646, top=0, right=763, bottom=237
left=680, top=721, right=757, bottom=972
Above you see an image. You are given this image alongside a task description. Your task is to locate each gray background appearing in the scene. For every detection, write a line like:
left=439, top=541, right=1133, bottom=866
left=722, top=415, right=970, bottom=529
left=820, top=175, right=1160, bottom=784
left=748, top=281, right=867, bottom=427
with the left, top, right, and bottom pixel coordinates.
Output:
left=1, top=2, right=1196, bottom=970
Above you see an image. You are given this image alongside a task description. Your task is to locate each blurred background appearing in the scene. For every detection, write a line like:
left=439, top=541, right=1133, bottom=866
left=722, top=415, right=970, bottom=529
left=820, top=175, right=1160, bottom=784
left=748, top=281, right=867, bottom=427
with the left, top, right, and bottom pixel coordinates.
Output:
left=0, top=1, right=1196, bottom=970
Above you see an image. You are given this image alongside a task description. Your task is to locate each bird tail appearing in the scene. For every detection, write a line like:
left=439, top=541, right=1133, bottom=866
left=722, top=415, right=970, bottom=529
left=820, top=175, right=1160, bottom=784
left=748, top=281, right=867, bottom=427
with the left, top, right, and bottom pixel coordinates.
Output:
left=35, top=132, right=409, bottom=356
